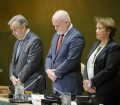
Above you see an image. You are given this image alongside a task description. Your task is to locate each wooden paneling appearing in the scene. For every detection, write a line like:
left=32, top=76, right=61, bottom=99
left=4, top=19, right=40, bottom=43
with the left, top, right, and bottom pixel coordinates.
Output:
left=0, top=0, right=120, bottom=89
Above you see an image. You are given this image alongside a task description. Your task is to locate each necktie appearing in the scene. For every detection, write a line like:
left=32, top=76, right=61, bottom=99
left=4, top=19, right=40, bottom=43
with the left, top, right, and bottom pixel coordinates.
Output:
left=16, top=40, right=23, bottom=60
left=56, top=34, right=64, bottom=53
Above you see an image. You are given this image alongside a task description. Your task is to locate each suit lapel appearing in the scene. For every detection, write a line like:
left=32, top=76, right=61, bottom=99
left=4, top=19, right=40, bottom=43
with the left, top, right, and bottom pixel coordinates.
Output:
left=18, top=39, right=28, bottom=56
left=15, top=32, right=30, bottom=62
left=87, top=42, right=99, bottom=61
left=55, top=34, right=68, bottom=56
left=55, top=35, right=59, bottom=55
left=58, top=33, right=69, bottom=52
left=53, top=28, right=73, bottom=62
left=14, top=40, right=19, bottom=63
left=96, top=39, right=112, bottom=59
left=57, top=27, right=74, bottom=55
left=52, top=34, right=59, bottom=60
left=87, top=39, right=113, bottom=62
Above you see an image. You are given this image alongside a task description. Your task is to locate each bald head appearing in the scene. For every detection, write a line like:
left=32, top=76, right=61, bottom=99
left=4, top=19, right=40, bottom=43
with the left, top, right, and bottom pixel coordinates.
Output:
left=52, top=10, right=71, bottom=34
left=52, top=10, right=71, bottom=22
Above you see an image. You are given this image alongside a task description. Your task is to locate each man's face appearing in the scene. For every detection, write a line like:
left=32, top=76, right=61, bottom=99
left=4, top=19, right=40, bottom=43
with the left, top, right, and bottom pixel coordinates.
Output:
left=10, top=22, right=25, bottom=40
left=52, top=18, right=68, bottom=35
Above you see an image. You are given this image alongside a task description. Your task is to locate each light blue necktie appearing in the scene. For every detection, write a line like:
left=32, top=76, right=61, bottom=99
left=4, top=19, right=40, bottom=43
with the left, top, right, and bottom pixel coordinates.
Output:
left=15, top=40, right=23, bottom=60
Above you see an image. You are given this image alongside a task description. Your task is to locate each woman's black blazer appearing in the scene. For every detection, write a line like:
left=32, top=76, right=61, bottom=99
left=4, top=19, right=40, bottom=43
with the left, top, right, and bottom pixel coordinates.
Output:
left=83, top=39, right=120, bottom=95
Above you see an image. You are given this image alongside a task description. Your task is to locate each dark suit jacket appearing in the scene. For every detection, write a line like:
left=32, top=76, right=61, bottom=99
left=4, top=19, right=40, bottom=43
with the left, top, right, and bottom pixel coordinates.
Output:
left=83, top=39, right=120, bottom=96
left=46, top=27, right=85, bottom=96
left=9, top=31, right=46, bottom=93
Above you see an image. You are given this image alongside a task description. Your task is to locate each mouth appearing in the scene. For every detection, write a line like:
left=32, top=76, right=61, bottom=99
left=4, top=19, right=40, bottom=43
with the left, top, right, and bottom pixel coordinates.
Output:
left=96, top=34, right=99, bottom=36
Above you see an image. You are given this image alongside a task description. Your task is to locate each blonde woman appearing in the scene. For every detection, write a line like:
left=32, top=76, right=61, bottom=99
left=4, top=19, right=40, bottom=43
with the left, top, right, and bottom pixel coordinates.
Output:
left=83, top=17, right=120, bottom=105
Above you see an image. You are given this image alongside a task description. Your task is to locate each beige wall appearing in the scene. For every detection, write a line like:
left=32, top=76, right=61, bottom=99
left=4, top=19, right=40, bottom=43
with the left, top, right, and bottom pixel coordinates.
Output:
left=0, top=0, right=120, bottom=86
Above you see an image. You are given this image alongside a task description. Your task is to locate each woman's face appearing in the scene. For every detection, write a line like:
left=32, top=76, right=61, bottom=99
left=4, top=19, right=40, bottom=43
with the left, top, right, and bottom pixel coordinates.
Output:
left=96, top=22, right=110, bottom=40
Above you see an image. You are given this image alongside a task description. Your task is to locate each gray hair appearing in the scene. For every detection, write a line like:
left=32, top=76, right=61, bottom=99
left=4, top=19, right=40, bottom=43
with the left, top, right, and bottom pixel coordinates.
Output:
left=8, top=15, right=28, bottom=27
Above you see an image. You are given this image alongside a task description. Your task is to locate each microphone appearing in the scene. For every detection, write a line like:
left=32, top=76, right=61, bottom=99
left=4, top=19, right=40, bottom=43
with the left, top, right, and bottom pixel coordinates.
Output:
left=24, top=75, right=41, bottom=91
left=53, top=87, right=63, bottom=95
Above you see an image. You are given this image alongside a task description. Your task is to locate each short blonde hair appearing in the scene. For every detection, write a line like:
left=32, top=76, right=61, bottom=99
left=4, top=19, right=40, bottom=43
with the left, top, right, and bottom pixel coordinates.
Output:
left=95, top=17, right=117, bottom=37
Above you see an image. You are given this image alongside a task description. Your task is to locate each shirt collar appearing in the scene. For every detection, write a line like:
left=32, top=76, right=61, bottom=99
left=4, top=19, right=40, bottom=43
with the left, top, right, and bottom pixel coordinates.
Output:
left=22, top=28, right=30, bottom=40
left=64, top=24, right=73, bottom=36
left=58, top=24, right=73, bottom=36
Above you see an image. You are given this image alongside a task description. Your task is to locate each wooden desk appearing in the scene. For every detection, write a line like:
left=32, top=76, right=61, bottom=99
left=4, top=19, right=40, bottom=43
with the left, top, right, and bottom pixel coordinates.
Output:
left=0, top=98, right=78, bottom=105
left=0, top=97, right=32, bottom=105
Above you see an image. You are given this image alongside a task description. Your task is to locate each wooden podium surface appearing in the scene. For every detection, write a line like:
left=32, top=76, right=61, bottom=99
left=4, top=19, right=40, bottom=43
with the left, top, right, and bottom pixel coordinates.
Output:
left=0, top=97, right=32, bottom=105
left=0, top=86, right=32, bottom=105
left=0, top=97, right=79, bottom=105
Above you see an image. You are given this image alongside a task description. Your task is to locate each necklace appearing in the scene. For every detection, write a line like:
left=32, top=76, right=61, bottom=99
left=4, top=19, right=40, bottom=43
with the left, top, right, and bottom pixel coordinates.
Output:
left=92, top=46, right=102, bottom=65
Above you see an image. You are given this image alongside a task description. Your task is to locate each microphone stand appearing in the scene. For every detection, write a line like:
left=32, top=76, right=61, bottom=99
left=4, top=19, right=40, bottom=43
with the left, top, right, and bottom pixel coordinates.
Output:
left=11, top=75, right=42, bottom=102
left=24, top=75, right=41, bottom=91
left=53, top=87, right=63, bottom=96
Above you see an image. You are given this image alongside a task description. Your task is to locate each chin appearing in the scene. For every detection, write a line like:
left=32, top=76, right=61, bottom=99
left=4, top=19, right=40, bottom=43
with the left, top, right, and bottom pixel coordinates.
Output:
left=57, top=32, right=63, bottom=35
left=96, top=36, right=100, bottom=40
left=96, top=36, right=99, bottom=39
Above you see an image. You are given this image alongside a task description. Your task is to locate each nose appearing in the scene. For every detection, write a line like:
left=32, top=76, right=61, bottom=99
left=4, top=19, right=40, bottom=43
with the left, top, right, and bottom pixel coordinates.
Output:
left=96, top=28, right=99, bottom=33
left=12, top=31, right=15, bottom=36
left=55, top=26, right=57, bottom=31
left=12, top=31, right=17, bottom=36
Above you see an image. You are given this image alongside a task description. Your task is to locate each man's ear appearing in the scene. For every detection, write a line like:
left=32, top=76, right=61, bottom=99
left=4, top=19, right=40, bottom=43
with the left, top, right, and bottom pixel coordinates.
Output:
left=107, top=28, right=111, bottom=35
left=22, top=23, right=27, bottom=29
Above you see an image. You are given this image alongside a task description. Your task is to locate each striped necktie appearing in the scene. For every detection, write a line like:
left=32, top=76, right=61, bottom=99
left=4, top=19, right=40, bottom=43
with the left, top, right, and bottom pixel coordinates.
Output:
left=56, top=34, right=64, bottom=53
